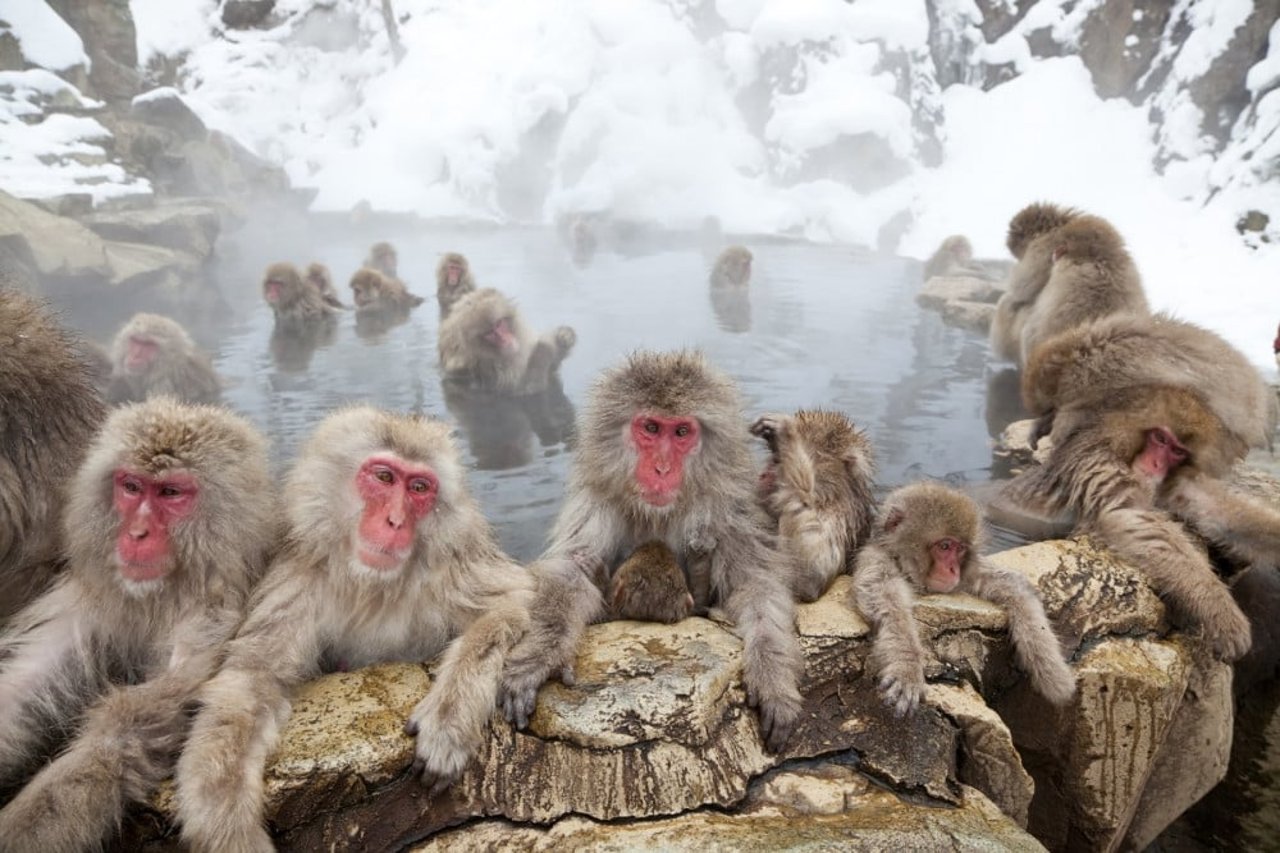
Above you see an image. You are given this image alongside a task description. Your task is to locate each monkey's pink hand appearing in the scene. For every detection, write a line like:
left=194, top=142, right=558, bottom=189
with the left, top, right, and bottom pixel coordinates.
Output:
left=878, top=661, right=925, bottom=717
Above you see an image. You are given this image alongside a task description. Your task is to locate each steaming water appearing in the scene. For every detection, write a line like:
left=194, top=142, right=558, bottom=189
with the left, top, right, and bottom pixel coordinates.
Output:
left=79, top=216, right=1025, bottom=562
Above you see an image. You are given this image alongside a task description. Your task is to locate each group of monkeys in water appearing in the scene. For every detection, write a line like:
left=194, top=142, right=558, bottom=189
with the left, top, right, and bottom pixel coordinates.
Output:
left=0, top=199, right=1278, bottom=851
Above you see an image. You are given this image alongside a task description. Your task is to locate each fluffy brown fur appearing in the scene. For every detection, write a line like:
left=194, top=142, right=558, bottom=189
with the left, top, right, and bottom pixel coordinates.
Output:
left=174, top=407, right=534, bottom=852
left=991, top=204, right=1148, bottom=366
left=263, top=262, right=337, bottom=328
left=436, top=252, right=477, bottom=319
left=709, top=245, right=752, bottom=288
left=106, top=313, right=222, bottom=405
left=498, top=350, right=802, bottom=751
left=0, top=291, right=106, bottom=623
left=0, top=399, right=273, bottom=851
left=752, top=409, right=876, bottom=602
left=349, top=267, right=424, bottom=314
left=438, top=288, right=576, bottom=394
left=364, top=241, right=399, bottom=279
left=304, top=262, right=346, bottom=309
left=607, top=541, right=695, bottom=624
left=853, top=483, right=1075, bottom=715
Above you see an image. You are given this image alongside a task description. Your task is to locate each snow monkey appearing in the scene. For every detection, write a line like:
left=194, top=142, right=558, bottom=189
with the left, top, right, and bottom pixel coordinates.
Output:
left=1010, top=316, right=1280, bottom=661
left=1273, top=321, right=1279, bottom=370
left=106, top=313, right=222, bottom=406
left=261, top=262, right=338, bottom=329
left=990, top=202, right=1148, bottom=366
left=349, top=267, right=424, bottom=315
left=0, top=399, right=273, bottom=852
left=0, top=291, right=106, bottom=624
left=304, top=262, right=346, bottom=309
left=436, top=252, right=477, bottom=320
left=364, top=240, right=400, bottom=280
left=174, top=407, right=534, bottom=852
left=437, top=288, right=576, bottom=395
left=921, top=234, right=1011, bottom=281
left=497, top=350, right=803, bottom=751
left=751, top=410, right=876, bottom=603
left=709, top=245, right=752, bottom=288
left=607, top=541, right=695, bottom=624
left=853, top=483, right=1076, bottom=716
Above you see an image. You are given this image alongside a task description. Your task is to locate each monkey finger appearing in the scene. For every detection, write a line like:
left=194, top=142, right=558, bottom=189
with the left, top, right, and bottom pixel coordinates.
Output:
left=557, top=662, right=577, bottom=687
left=403, top=718, right=420, bottom=736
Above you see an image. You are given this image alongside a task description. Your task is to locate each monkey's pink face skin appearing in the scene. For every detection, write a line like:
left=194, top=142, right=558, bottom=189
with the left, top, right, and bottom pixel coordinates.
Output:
left=354, top=456, right=438, bottom=572
left=113, top=470, right=199, bottom=582
left=926, top=537, right=966, bottom=593
left=630, top=414, right=701, bottom=508
left=353, top=286, right=375, bottom=308
left=1135, top=427, right=1188, bottom=482
left=264, top=279, right=284, bottom=304
left=125, top=336, right=160, bottom=372
left=446, top=263, right=463, bottom=286
left=483, top=317, right=519, bottom=354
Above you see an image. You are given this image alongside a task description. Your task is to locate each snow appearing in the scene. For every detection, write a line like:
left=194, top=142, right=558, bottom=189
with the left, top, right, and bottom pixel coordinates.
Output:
left=4, top=0, right=1274, bottom=369
left=1, top=0, right=88, bottom=70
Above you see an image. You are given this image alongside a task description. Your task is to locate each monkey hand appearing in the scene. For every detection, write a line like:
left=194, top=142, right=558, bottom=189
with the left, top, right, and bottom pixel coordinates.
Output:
left=745, top=679, right=800, bottom=753
left=498, top=653, right=551, bottom=729
left=404, top=711, right=469, bottom=797
left=749, top=414, right=786, bottom=455
left=1204, top=600, right=1252, bottom=662
left=878, top=661, right=926, bottom=717
left=554, top=326, right=577, bottom=356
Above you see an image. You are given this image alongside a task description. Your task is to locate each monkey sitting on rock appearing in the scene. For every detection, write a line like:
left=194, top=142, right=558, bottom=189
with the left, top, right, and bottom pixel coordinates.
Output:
left=854, top=483, right=1076, bottom=716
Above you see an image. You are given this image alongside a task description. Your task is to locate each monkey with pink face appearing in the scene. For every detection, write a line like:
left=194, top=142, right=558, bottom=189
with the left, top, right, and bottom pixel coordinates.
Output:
left=498, top=350, right=802, bottom=751
left=854, top=483, right=1076, bottom=716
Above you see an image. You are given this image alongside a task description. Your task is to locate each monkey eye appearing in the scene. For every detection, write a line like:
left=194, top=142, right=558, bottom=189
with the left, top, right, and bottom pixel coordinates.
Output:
left=675, top=424, right=690, bottom=438
left=375, top=468, right=394, bottom=484
left=122, top=479, right=143, bottom=495
left=158, top=484, right=182, bottom=498
left=644, top=420, right=660, bottom=434
left=409, top=478, right=433, bottom=494
left=1151, top=430, right=1168, bottom=446
left=1171, top=446, right=1189, bottom=461
left=938, top=540, right=951, bottom=551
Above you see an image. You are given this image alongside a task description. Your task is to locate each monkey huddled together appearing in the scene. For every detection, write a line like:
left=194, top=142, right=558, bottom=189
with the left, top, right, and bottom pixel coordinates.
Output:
left=0, top=198, right=1276, bottom=850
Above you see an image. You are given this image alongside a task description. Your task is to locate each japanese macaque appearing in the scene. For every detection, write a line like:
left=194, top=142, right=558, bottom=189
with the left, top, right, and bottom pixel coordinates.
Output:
left=752, top=410, right=876, bottom=603
left=305, top=262, right=346, bottom=309
left=364, top=241, right=400, bottom=280
left=607, top=541, right=695, bottom=624
left=921, top=235, right=1012, bottom=282
left=854, top=483, right=1076, bottom=715
left=1273, top=322, right=1279, bottom=370
left=350, top=267, right=424, bottom=316
left=1011, top=312, right=1280, bottom=660
left=262, top=262, right=337, bottom=329
left=174, top=407, right=534, bottom=852
left=567, top=218, right=597, bottom=268
left=438, top=288, right=576, bottom=395
left=710, top=286, right=752, bottom=334
left=498, top=350, right=802, bottom=751
left=106, top=313, right=222, bottom=406
left=0, top=291, right=105, bottom=623
left=990, top=203, right=1148, bottom=366
left=709, top=245, right=752, bottom=288
left=436, top=252, right=477, bottom=319
left=1023, top=313, right=1277, bottom=456
left=0, top=399, right=272, bottom=851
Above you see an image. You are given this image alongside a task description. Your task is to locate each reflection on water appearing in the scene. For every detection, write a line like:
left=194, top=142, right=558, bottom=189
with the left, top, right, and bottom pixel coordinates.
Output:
left=57, top=216, right=1022, bottom=561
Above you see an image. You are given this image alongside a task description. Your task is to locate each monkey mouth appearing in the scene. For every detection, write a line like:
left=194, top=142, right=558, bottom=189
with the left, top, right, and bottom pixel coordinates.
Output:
left=356, top=545, right=408, bottom=572
left=116, top=555, right=172, bottom=583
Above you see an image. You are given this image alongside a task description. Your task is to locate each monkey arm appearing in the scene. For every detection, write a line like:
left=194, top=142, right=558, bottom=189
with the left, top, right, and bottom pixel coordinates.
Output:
left=0, top=676, right=195, bottom=852
left=853, top=547, right=929, bottom=716
left=406, top=578, right=533, bottom=793
left=718, top=531, right=803, bottom=752
left=520, top=327, right=576, bottom=394
left=967, top=565, right=1076, bottom=704
left=0, top=579, right=105, bottom=785
left=174, top=570, right=324, bottom=853
left=1093, top=506, right=1251, bottom=661
left=1164, top=474, right=1280, bottom=567
left=498, top=556, right=602, bottom=729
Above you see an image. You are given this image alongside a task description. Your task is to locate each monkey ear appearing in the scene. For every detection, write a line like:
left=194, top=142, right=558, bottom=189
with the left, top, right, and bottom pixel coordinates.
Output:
left=883, top=508, right=905, bottom=533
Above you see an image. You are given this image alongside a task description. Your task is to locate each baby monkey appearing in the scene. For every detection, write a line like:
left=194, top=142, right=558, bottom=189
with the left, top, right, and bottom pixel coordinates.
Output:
left=854, top=483, right=1076, bottom=715
left=608, top=541, right=695, bottom=624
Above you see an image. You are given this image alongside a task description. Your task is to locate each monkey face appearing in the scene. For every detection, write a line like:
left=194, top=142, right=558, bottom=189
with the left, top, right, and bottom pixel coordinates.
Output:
left=263, top=277, right=287, bottom=305
left=1132, top=427, right=1188, bottom=483
left=351, top=455, right=438, bottom=576
left=112, top=468, right=199, bottom=591
left=482, top=316, right=519, bottom=354
left=925, top=536, right=966, bottom=593
left=123, top=335, right=160, bottom=373
left=629, top=413, right=701, bottom=508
